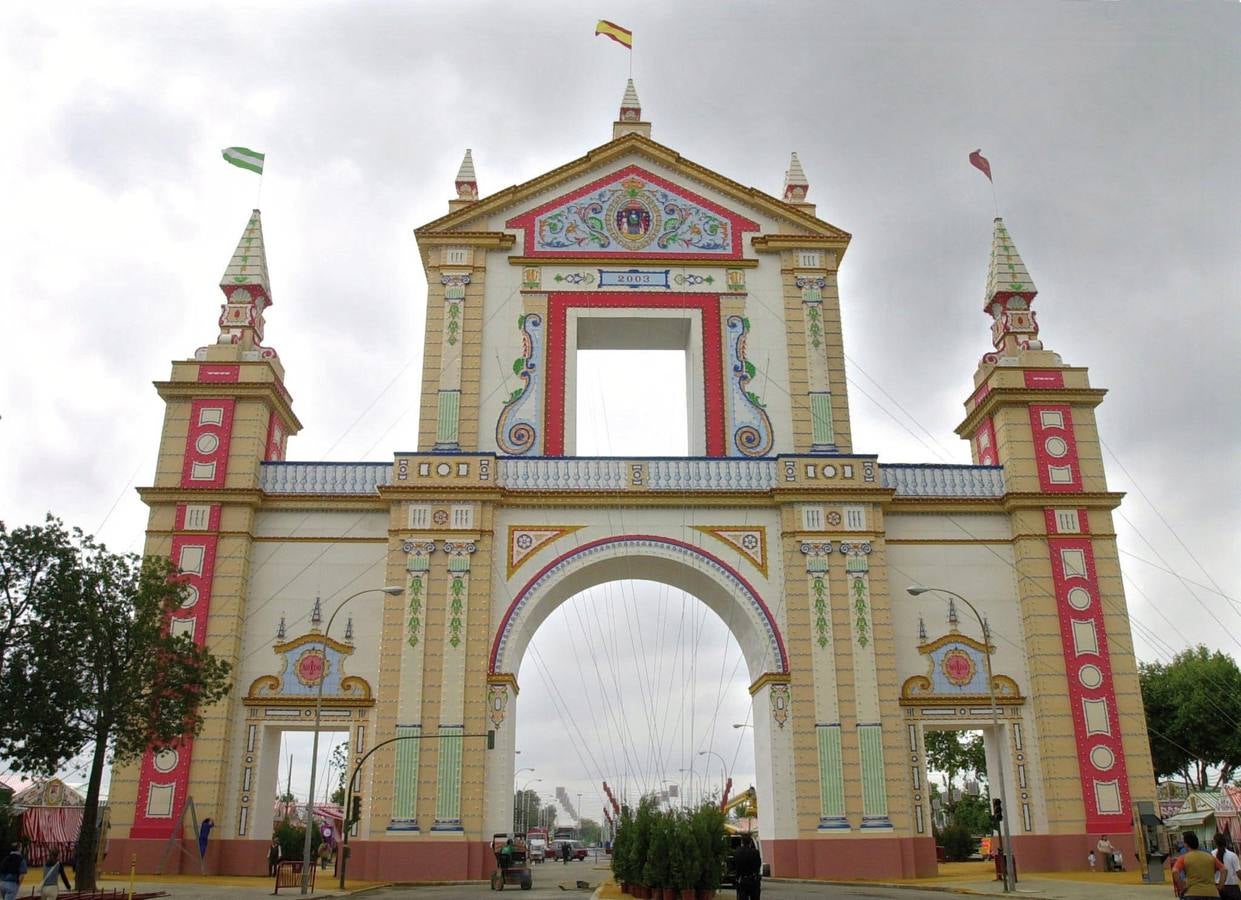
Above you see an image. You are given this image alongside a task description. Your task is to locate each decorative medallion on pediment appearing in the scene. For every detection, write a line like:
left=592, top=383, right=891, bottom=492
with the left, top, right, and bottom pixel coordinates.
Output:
left=506, top=165, right=759, bottom=260
left=900, top=611, right=1023, bottom=707
left=693, top=526, right=767, bottom=577
left=245, top=630, right=373, bottom=707
left=507, top=525, right=585, bottom=578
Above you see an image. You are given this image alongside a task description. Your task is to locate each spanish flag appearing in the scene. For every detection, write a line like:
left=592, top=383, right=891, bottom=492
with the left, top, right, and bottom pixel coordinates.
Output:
left=595, top=20, right=633, bottom=49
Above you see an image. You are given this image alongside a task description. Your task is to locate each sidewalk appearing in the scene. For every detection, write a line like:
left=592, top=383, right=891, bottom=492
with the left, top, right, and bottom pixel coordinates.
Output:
left=810, top=860, right=1172, bottom=898
left=94, top=872, right=388, bottom=899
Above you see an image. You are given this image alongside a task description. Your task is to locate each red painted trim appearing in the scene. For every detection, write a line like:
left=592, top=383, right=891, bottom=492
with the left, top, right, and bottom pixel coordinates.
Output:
left=180, top=399, right=235, bottom=489
left=489, top=534, right=788, bottom=674
left=1029, top=404, right=1082, bottom=493
left=1024, top=369, right=1065, bottom=389
left=543, top=293, right=725, bottom=456
left=1048, top=535, right=1132, bottom=832
left=131, top=530, right=219, bottom=838
left=974, top=417, right=998, bottom=466
left=264, top=410, right=285, bottom=461
left=505, top=165, right=760, bottom=261
left=197, top=364, right=240, bottom=383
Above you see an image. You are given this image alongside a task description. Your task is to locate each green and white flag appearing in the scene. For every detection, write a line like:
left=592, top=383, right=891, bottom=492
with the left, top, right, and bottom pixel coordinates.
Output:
left=222, top=146, right=265, bottom=174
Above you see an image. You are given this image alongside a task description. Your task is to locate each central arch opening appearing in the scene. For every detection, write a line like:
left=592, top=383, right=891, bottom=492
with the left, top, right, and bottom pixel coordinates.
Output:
left=515, top=579, right=756, bottom=841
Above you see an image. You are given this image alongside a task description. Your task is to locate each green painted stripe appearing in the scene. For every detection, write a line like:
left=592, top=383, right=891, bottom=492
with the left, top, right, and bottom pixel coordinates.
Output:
left=817, top=725, right=846, bottom=818
left=859, top=724, right=889, bottom=817
left=222, top=147, right=265, bottom=174
left=811, top=392, right=835, bottom=444
left=435, top=726, right=464, bottom=821
left=393, top=725, right=421, bottom=818
left=436, top=391, right=460, bottom=444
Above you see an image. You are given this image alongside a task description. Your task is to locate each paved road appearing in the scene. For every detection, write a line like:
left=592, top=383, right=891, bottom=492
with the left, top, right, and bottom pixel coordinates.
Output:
left=362, top=866, right=983, bottom=899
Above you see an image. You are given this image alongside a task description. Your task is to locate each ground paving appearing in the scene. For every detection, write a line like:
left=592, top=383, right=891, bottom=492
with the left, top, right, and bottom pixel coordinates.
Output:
left=84, top=860, right=1174, bottom=899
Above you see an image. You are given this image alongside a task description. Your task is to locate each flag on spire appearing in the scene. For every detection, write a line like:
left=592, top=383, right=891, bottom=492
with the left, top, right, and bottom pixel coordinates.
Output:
left=969, top=149, right=992, bottom=183
left=222, top=147, right=265, bottom=175
left=595, top=20, right=633, bottom=49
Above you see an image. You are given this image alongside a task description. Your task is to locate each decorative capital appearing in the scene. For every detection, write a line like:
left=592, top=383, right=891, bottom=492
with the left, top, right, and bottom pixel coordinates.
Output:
left=838, top=541, right=872, bottom=556
left=441, top=273, right=471, bottom=287
left=799, top=540, right=833, bottom=557
left=442, top=540, right=478, bottom=556
left=402, top=539, right=437, bottom=556
left=795, top=275, right=826, bottom=291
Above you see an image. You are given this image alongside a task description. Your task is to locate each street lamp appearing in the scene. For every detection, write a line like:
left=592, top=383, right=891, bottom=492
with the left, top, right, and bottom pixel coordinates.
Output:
left=731, top=723, right=752, bottom=730
left=300, top=585, right=403, bottom=894
left=518, top=777, right=541, bottom=833
left=698, top=750, right=730, bottom=799
left=907, top=586, right=1015, bottom=893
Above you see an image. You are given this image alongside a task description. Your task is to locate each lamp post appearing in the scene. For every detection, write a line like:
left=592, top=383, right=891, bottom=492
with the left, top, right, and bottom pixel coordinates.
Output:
left=731, top=723, right=752, bottom=730
left=300, top=585, right=403, bottom=894
left=518, top=777, right=541, bottom=833
left=514, top=767, right=533, bottom=833
left=907, top=586, right=1015, bottom=893
left=698, top=750, right=730, bottom=800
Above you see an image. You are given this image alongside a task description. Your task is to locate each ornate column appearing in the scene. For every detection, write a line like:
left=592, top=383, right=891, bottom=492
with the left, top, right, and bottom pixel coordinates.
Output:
left=431, top=539, right=477, bottom=831
left=800, top=540, right=848, bottom=829
left=840, top=540, right=891, bottom=829
left=434, top=273, right=470, bottom=449
left=390, top=539, right=436, bottom=831
left=796, top=274, right=837, bottom=451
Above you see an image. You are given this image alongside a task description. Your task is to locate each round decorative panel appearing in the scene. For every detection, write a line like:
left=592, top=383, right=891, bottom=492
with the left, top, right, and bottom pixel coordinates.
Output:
left=1090, top=745, right=1115, bottom=771
left=942, top=649, right=976, bottom=686
left=295, top=649, right=328, bottom=686
left=1044, top=436, right=1069, bottom=458
left=436, top=463, right=452, bottom=476
left=432, top=509, right=450, bottom=526
left=605, top=188, right=661, bottom=251
left=153, top=748, right=179, bottom=773
left=1067, top=587, right=1092, bottom=610
left=1078, top=664, right=1104, bottom=689
left=195, top=433, right=220, bottom=454
left=180, top=584, right=200, bottom=609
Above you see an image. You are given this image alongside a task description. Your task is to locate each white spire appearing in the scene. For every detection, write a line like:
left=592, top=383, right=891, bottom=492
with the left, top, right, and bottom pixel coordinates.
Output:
left=783, top=152, right=809, bottom=202
left=613, top=78, right=651, bottom=139
left=454, top=149, right=478, bottom=202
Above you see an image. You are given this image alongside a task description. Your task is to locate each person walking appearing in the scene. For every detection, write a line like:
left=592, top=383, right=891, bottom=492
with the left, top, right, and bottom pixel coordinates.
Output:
left=1171, top=831, right=1225, bottom=898
left=733, top=834, right=762, bottom=900
left=266, top=836, right=282, bottom=877
left=0, top=844, right=27, bottom=900
left=1214, top=833, right=1241, bottom=900
left=1097, top=835, right=1116, bottom=872
left=560, top=840, right=571, bottom=865
left=39, top=848, right=72, bottom=900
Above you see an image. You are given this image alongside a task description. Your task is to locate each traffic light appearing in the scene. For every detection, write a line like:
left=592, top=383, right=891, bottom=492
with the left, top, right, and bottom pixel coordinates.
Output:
left=487, top=729, right=495, bottom=750
left=992, top=798, right=1003, bottom=825
left=350, top=795, right=362, bottom=826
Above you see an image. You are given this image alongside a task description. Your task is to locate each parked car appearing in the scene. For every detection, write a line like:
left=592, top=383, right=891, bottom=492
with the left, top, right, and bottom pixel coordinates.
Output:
left=528, top=837, right=547, bottom=863
left=551, top=839, right=589, bottom=861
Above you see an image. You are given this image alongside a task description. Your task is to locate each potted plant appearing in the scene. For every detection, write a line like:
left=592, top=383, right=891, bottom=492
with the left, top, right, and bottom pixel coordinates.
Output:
left=644, top=811, right=671, bottom=898
left=690, top=802, right=725, bottom=900
left=670, top=813, right=698, bottom=900
left=632, top=798, right=657, bottom=899
left=611, top=805, right=632, bottom=893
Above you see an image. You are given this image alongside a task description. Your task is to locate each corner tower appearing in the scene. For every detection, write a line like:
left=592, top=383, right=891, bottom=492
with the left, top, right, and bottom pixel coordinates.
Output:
left=955, top=218, right=1155, bottom=863
left=110, top=210, right=301, bottom=852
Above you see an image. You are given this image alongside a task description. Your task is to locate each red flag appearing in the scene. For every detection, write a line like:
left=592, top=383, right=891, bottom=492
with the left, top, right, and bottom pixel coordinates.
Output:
left=969, top=149, right=993, bottom=183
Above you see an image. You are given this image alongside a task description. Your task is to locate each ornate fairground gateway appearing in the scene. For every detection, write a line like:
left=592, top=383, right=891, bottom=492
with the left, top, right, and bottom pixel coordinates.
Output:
left=107, top=81, right=1157, bottom=881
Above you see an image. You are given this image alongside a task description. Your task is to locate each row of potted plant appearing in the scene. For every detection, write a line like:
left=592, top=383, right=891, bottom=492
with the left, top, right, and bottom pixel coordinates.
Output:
left=611, top=797, right=727, bottom=900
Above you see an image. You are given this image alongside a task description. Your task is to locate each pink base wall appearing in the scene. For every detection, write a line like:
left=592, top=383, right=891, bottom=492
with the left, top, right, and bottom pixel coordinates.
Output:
left=105, top=831, right=1137, bottom=882
left=764, top=835, right=938, bottom=879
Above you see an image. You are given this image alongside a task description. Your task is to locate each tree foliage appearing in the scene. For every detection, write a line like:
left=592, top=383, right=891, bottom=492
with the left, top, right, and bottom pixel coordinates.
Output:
left=0, top=518, right=232, bottom=889
left=924, top=730, right=987, bottom=808
left=1140, top=646, right=1241, bottom=789
left=513, top=789, right=542, bottom=832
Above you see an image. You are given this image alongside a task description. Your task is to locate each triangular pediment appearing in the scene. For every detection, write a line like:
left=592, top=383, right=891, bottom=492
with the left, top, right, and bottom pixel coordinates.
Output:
left=506, top=164, right=758, bottom=260
left=415, top=133, right=850, bottom=256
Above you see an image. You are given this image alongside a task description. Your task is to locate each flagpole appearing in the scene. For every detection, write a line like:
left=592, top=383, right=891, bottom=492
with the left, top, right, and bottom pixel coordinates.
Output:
left=989, top=172, right=1000, bottom=218
left=257, top=167, right=264, bottom=210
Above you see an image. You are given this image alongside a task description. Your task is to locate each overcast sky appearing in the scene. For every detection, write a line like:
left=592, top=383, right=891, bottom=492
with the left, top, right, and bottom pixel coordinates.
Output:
left=1, top=1, right=1238, bottom=825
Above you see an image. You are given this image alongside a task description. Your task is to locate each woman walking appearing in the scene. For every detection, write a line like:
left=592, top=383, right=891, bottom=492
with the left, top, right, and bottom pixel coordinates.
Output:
left=39, top=848, right=72, bottom=900
left=1214, top=833, right=1241, bottom=900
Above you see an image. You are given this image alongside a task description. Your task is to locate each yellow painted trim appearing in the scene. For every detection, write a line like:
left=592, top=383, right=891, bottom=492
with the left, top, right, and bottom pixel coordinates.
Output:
left=415, top=133, right=851, bottom=249
left=749, top=671, right=791, bottom=695
left=487, top=672, right=520, bottom=695
left=505, top=525, right=586, bottom=578
left=956, top=387, right=1108, bottom=436
left=505, top=256, right=760, bottom=269
left=751, top=235, right=849, bottom=251
left=416, top=232, right=516, bottom=248
left=153, top=381, right=303, bottom=433
left=250, top=535, right=388, bottom=543
left=691, top=525, right=768, bottom=578
left=884, top=538, right=1011, bottom=546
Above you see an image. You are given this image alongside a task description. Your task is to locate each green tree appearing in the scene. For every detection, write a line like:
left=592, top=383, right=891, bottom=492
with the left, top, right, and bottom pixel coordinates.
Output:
left=0, top=520, right=232, bottom=890
left=924, top=730, right=986, bottom=808
left=1140, top=646, right=1241, bottom=788
left=577, top=817, right=601, bottom=846
left=328, top=741, right=349, bottom=805
left=513, top=789, right=542, bottom=833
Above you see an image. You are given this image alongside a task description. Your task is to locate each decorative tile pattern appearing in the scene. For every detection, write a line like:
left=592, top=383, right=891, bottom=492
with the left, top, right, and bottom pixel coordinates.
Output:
left=692, top=526, right=767, bottom=576
left=507, top=525, right=585, bottom=578
left=725, top=315, right=774, bottom=457
left=495, top=313, right=544, bottom=456
left=506, top=165, right=759, bottom=260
